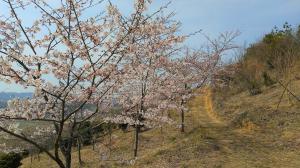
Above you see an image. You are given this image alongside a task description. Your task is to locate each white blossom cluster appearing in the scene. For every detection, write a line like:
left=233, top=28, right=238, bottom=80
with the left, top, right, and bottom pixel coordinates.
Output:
left=0, top=0, right=237, bottom=165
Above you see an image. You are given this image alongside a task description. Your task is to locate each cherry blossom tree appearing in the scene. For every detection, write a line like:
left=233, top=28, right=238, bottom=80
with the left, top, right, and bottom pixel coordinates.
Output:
left=169, top=32, right=239, bottom=132
left=0, top=0, right=163, bottom=167
left=104, top=10, right=184, bottom=157
left=0, top=0, right=239, bottom=166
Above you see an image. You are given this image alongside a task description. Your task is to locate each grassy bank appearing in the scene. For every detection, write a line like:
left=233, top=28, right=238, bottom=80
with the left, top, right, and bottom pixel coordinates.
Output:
left=21, top=80, right=300, bottom=168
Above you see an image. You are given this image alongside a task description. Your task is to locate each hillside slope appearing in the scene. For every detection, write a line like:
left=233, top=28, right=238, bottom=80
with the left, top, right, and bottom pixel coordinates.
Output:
left=22, top=80, right=300, bottom=168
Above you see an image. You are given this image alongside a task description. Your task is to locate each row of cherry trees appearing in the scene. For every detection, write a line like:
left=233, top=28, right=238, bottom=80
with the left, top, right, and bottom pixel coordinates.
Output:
left=0, top=0, right=237, bottom=167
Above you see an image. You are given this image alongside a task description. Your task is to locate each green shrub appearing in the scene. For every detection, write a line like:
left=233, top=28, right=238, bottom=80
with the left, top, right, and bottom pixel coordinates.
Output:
left=248, top=81, right=262, bottom=96
left=0, top=152, right=22, bottom=168
left=78, top=121, right=93, bottom=145
left=262, top=72, right=275, bottom=86
left=223, top=23, right=300, bottom=95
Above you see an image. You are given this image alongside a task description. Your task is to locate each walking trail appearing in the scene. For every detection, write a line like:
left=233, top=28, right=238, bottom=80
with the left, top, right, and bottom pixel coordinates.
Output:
left=190, top=87, right=225, bottom=127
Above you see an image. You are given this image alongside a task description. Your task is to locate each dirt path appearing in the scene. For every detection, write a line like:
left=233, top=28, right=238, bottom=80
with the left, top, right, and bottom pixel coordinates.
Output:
left=190, top=87, right=225, bottom=127
left=203, top=87, right=223, bottom=124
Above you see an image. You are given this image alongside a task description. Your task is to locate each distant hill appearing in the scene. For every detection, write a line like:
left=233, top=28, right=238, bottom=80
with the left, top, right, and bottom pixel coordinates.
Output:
left=0, top=92, right=32, bottom=108
left=0, top=92, right=32, bottom=101
left=0, top=101, right=6, bottom=108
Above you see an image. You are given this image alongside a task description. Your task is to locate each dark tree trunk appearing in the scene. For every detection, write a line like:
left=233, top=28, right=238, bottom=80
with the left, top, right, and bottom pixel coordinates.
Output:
left=134, top=125, right=140, bottom=157
left=180, top=97, right=185, bottom=133
left=109, top=124, right=112, bottom=158
left=181, top=107, right=185, bottom=133
left=0, top=125, right=66, bottom=168
left=77, top=138, right=83, bottom=167
left=57, top=160, right=67, bottom=168
left=181, top=83, right=188, bottom=133
left=61, top=121, right=77, bottom=168
left=134, top=99, right=142, bottom=158
left=92, top=138, right=95, bottom=151
left=63, top=138, right=73, bottom=168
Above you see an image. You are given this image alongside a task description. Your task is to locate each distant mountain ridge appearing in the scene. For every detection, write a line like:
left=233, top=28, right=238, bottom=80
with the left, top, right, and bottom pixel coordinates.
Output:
left=0, top=92, right=33, bottom=108
left=0, top=92, right=33, bottom=101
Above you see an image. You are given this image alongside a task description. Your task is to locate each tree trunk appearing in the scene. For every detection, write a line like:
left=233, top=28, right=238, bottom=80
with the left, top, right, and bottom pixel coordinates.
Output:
left=63, top=121, right=77, bottom=168
left=0, top=125, right=66, bottom=168
left=181, top=108, right=185, bottom=133
left=134, top=103, right=141, bottom=158
left=38, top=152, right=40, bottom=161
left=134, top=125, right=140, bottom=157
left=57, top=160, right=67, bottom=168
left=64, top=138, right=73, bottom=168
left=92, top=138, right=95, bottom=151
left=109, top=124, right=112, bottom=158
left=181, top=83, right=188, bottom=133
left=77, top=138, right=83, bottom=167
left=180, top=97, right=185, bottom=133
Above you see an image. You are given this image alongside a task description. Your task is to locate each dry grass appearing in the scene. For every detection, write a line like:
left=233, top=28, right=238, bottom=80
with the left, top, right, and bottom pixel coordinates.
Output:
left=21, top=80, right=300, bottom=168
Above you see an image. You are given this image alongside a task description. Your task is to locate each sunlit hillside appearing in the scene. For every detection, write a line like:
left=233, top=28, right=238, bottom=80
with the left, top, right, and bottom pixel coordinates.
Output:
left=21, top=80, right=300, bottom=168
left=1, top=1, right=300, bottom=168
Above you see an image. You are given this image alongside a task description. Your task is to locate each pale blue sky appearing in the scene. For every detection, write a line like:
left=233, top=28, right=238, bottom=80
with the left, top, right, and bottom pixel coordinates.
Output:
left=0, top=0, right=300, bottom=92
left=143, top=0, right=300, bottom=47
